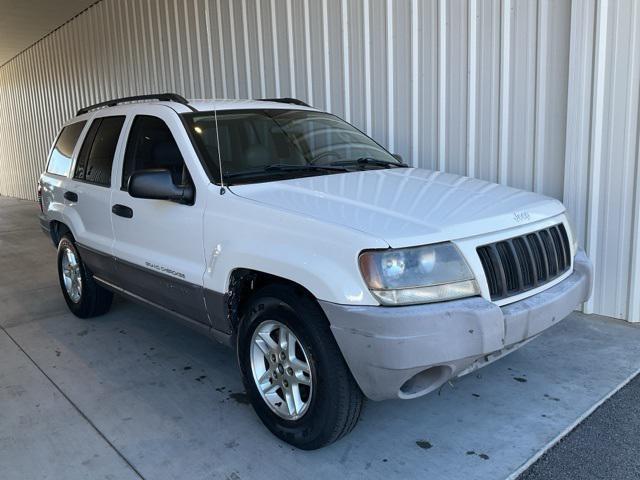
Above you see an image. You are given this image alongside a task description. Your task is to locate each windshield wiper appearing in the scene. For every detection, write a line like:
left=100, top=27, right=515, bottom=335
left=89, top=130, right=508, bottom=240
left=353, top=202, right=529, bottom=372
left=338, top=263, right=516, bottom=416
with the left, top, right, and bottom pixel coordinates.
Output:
left=327, top=157, right=409, bottom=168
left=264, top=163, right=350, bottom=172
left=224, top=163, right=349, bottom=180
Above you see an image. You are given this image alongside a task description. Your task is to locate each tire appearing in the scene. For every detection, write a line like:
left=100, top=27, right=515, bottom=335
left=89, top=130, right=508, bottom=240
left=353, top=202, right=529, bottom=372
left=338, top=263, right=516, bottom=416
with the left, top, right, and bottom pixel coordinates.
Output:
left=237, top=284, right=363, bottom=450
left=57, top=234, right=113, bottom=318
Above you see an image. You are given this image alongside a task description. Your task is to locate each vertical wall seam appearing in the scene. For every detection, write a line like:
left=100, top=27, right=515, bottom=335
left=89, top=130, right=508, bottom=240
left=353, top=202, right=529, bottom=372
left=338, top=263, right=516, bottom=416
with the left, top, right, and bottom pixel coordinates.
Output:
left=437, top=0, right=446, bottom=171
left=286, top=0, right=296, bottom=97
left=194, top=0, right=206, bottom=97
left=98, top=4, right=112, bottom=99
left=342, top=0, right=351, bottom=121
left=137, top=1, right=152, bottom=95
left=181, top=2, right=194, bottom=96
left=255, top=0, right=266, bottom=98
left=163, top=0, right=175, bottom=92
left=411, top=0, right=419, bottom=166
left=111, top=2, right=124, bottom=95
left=184, top=2, right=195, bottom=96
left=132, top=0, right=145, bottom=93
left=216, top=0, right=228, bottom=98
left=466, top=0, right=477, bottom=177
left=241, top=0, right=253, bottom=99
left=172, top=1, right=186, bottom=94
left=270, top=0, right=281, bottom=97
left=303, top=0, right=313, bottom=105
left=364, top=0, right=372, bottom=135
left=321, top=0, right=331, bottom=111
left=498, top=0, right=512, bottom=185
left=585, top=0, right=609, bottom=314
left=146, top=0, right=159, bottom=92
left=228, top=0, right=240, bottom=97
left=204, top=0, right=217, bottom=98
left=533, top=0, right=548, bottom=193
left=387, top=0, right=395, bottom=152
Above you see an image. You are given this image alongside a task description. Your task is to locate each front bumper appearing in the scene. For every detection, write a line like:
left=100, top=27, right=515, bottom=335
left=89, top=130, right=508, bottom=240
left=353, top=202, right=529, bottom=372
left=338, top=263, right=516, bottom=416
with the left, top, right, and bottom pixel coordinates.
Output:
left=320, top=249, right=593, bottom=401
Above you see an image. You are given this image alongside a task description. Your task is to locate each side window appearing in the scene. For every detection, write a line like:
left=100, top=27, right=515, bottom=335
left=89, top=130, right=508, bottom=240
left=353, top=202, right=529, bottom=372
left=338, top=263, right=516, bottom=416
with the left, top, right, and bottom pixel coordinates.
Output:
left=46, top=121, right=86, bottom=176
left=73, top=116, right=125, bottom=186
left=122, top=115, right=189, bottom=190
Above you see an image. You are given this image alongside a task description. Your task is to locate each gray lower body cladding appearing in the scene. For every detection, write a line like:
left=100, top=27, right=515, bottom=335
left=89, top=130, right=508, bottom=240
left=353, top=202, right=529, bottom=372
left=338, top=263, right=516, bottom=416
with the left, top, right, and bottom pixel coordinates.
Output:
left=320, top=250, right=593, bottom=401
left=74, top=243, right=232, bottom=345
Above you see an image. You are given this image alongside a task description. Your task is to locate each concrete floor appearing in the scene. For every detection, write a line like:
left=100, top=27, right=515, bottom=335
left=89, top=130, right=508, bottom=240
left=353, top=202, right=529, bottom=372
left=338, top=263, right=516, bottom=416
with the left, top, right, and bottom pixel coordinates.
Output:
left=519, top=374, right=640, bottom=480
left=2, top=195, right=640, bottom=480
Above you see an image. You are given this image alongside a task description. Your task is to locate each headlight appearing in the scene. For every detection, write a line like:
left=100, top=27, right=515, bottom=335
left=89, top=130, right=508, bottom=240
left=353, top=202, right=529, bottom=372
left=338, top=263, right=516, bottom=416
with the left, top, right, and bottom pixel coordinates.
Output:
left=358, top=243, right=479, bottom=306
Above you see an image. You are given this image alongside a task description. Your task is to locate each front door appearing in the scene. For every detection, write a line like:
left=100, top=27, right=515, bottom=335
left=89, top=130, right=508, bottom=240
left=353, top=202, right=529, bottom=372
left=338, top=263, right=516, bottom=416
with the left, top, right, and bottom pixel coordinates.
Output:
left=110, top=107, right=209, bottom=324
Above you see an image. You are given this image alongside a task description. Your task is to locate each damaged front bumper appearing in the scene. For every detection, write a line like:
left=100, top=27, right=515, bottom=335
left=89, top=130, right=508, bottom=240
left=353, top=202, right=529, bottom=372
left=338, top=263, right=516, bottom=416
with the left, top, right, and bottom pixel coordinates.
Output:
left=320, top=249, right=593, bottom=401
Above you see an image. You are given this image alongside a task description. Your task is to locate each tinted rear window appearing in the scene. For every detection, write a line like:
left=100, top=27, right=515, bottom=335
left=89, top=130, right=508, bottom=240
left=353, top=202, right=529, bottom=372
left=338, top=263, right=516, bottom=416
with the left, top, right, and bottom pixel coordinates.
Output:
left=46, top=121, right=86, bottom=176
left=74, top=116, right=125, bottom=186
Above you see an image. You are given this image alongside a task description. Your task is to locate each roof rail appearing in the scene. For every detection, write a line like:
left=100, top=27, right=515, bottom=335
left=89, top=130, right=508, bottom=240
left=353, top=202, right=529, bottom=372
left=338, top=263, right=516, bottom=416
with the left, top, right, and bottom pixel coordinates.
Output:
left=258, top=97, right=312, bottom=108
left=76, top=93, right=193, bottom=116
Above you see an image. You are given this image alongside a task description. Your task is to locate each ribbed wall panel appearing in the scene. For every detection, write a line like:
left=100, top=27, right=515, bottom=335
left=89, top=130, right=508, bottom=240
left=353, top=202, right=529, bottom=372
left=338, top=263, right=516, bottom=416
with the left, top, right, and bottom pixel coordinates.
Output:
left=564, top=0, right=640, bottom=321
left=0, top=0, right=638, bottom=321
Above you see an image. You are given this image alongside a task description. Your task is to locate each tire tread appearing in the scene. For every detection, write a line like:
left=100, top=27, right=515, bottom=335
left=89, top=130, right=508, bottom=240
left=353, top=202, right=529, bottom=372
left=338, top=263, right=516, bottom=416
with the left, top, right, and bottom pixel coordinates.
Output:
left=57, top=235, right=113, bottom=318
left=238, top=284, right=363, bottom=449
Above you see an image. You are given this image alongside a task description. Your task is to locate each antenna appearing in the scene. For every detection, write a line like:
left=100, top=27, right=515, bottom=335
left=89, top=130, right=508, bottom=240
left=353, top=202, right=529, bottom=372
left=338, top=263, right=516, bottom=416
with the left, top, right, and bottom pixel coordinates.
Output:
left=214, top=108, right=225, bottom=195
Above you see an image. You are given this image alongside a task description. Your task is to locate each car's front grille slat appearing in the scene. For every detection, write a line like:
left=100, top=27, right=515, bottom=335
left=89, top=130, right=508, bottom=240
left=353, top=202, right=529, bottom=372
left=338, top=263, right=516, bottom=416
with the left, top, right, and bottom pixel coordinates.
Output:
left=539, top=230, right=559, bottom=277
left=488, top=244, right=508, bottom=298
left=505, top=240, right=525, bottom=292
left=552, top=225, right=569, bottom=270
left=512, top=237, right=534, bottom=288
left=477, top=223, right=572, bottom=301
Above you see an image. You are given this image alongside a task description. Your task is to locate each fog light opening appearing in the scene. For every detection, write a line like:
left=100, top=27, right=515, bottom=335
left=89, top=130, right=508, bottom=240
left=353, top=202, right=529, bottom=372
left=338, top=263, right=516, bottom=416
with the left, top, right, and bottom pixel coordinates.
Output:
left=399, top=366, right=452, bottom=399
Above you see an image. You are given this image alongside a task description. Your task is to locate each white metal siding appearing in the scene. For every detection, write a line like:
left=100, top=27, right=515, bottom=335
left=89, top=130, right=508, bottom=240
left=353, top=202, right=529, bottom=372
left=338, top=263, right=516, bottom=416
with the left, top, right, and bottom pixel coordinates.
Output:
left=0, top=0, right=638, bottom=321
left=563, top=0, right=640, bottom=321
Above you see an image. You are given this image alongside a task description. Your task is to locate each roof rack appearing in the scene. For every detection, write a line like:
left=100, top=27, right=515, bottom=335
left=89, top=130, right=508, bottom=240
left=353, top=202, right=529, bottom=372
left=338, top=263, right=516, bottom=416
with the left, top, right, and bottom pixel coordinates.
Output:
left=258, top=97, right=312, bottom=108
left=76, top=93, right=193, bottom=116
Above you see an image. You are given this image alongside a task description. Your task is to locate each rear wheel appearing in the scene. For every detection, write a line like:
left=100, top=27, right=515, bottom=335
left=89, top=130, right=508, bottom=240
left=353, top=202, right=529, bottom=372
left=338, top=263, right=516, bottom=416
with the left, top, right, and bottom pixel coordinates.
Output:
left=237, top=284, right=363, bottom=450
left=57, top=235, right=113, bottom=318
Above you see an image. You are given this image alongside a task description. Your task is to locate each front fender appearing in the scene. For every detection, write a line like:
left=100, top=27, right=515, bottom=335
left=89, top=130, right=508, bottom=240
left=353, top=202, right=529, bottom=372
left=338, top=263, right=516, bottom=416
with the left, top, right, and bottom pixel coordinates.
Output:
left=202, top=189, right=388, bottom=306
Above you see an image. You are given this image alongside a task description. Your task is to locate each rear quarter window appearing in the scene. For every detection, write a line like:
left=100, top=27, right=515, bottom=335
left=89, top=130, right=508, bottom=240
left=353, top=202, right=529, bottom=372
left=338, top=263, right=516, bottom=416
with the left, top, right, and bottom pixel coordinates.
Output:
left=46, top=121, right=86, bottom=176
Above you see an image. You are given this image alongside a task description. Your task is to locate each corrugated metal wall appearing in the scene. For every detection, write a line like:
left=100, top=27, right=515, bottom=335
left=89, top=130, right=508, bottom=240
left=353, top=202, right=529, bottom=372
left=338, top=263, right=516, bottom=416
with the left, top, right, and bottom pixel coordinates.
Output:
left=0, top=0, right=638, bottom=321
left=563, top=0, right=640, bottom=320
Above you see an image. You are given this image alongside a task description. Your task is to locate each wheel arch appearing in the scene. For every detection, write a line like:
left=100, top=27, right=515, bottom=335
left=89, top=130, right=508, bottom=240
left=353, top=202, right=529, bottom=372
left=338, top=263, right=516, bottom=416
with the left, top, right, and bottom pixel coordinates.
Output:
left=222, top=268, right=322, bottom=338
left=49, top=220, right=74, bottom=246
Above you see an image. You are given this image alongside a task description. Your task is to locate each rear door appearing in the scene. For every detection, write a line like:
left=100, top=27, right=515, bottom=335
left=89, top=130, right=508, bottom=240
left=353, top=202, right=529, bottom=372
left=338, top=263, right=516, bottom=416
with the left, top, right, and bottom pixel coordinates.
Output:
left=40, top=120, right=89, bottom=223
left=68, top=115, right=126, bottom=279
left=110, top=106, right=209, bottom=324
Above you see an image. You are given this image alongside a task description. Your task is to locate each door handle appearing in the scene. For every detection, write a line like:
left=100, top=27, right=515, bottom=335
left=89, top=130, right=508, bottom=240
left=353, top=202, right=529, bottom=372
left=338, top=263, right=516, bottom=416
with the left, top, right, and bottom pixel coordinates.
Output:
left=112, top=204, right=133, bottom=218
left=63, top=191, right=78, bottom=202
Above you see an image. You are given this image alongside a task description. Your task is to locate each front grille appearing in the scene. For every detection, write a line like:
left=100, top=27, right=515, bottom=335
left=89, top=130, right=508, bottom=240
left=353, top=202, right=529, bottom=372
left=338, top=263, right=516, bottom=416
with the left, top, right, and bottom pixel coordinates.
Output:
left=477, top=223, right=572, bottom=301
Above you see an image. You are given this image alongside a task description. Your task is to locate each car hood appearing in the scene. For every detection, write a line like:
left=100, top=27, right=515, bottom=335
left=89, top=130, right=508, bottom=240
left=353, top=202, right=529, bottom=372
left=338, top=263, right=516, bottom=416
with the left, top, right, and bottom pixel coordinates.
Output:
left=228, top=168, right=565, bottom=248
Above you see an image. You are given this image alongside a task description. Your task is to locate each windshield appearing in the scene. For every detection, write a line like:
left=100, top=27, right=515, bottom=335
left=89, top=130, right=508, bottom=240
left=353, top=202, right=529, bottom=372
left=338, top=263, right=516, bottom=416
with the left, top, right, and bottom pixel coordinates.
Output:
left=182, top=109, right=403, bottom=185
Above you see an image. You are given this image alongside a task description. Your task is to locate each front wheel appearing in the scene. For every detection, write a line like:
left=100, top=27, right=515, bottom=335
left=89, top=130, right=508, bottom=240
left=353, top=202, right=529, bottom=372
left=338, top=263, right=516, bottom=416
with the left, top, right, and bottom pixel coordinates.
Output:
left=237, top=284, right=363, bottom=450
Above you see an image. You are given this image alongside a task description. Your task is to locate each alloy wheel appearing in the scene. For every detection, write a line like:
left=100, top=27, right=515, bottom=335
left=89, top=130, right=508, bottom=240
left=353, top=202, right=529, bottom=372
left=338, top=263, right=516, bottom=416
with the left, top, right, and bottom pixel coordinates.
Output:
left=250, top=320, right=313, bottom=420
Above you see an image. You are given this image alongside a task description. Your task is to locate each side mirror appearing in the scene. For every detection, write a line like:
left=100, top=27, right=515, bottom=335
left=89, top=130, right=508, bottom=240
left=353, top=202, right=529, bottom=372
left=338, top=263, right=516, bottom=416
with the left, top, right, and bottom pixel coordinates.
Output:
left=392, top=153, right=404, bottom=163
left=128, top=169, right=194, bottom=204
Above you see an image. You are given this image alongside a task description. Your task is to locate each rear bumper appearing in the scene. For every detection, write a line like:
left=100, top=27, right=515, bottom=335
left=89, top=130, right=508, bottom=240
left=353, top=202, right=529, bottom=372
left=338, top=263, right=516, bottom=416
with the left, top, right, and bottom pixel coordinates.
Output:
left=320, top=249, right=593, bottom=401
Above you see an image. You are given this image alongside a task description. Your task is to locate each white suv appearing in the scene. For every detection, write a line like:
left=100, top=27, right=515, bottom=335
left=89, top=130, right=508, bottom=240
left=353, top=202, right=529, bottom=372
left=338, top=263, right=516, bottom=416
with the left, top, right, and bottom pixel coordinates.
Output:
left=39, top=93, right=592, bottom=449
